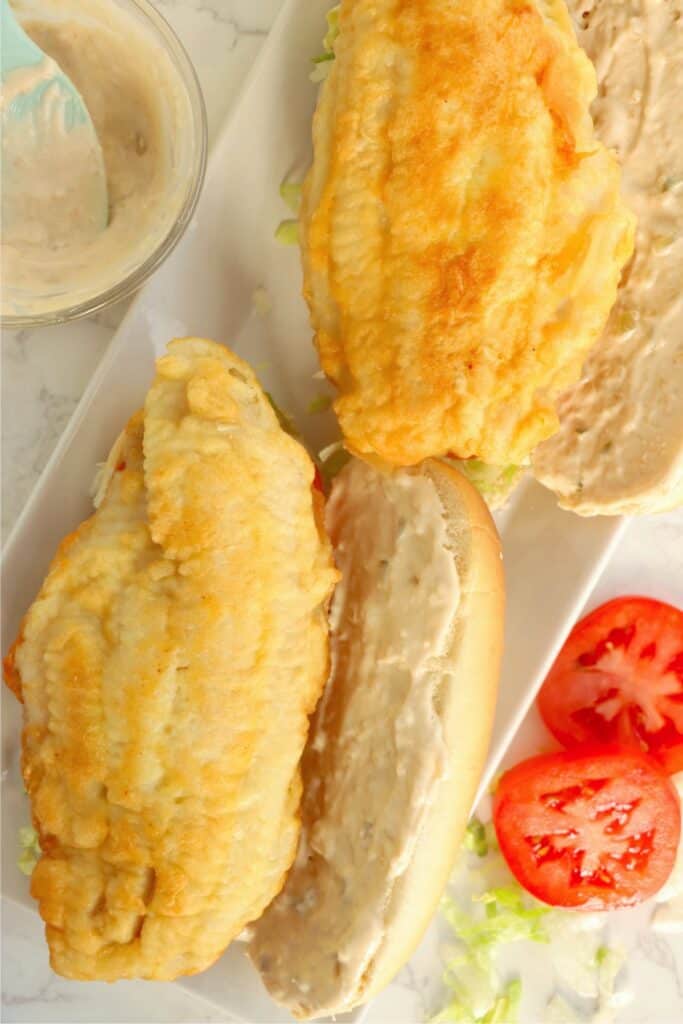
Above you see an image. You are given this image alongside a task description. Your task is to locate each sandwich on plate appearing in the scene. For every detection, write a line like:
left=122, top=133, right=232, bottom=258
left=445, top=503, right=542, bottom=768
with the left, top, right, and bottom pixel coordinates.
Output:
left=300, top=0, right=634, bottom=475
left=4, top=338, right=504, bottom=1010
left=300, top=0, right=683, bottom=516
left=10, top=0, right=677, bottom=1014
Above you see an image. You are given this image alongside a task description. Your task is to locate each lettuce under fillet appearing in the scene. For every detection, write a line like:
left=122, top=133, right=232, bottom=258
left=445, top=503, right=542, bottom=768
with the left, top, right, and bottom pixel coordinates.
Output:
left=444, top=457, right=524, bottom=508
left=17, top=825, right=40, bottom=876
left=274, top=219, right=299, bottom=246
left=311, top=5, right=340, bottom=80
left=432, top=818, right=630, bottom=1022
left=279, top=182, right=303, bottom=213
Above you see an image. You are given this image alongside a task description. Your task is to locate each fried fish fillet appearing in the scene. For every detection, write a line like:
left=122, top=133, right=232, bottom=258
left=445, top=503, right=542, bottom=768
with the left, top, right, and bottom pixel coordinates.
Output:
left=4, top=338, right=338, bottom=981
left=301, top=0, right=635, bottom=467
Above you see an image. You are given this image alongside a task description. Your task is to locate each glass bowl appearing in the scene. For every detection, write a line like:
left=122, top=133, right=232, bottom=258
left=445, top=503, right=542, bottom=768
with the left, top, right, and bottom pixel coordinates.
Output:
left=1, top=0, right=207, bottom=327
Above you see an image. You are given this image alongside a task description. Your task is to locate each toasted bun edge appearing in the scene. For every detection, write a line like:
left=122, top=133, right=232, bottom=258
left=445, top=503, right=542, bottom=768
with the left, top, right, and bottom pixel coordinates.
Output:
left=351, top=460, right=505, bottom=1009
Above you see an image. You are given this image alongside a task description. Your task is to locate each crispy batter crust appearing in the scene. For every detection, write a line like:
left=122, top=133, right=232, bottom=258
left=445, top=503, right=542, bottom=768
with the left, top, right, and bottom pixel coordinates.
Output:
left=3, top=338, right=338, bottom=981
left=301, top=0, right=634, bottom=467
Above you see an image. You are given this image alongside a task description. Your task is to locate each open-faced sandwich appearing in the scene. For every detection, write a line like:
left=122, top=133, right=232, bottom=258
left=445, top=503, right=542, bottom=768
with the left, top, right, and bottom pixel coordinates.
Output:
left=300, top=0, right=682, bottom=516
left=4, top=338, right=504, bottom=1010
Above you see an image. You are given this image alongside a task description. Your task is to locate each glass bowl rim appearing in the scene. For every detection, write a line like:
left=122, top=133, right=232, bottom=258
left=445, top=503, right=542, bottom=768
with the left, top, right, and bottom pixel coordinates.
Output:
left=1, top=0, right=208, bottom=329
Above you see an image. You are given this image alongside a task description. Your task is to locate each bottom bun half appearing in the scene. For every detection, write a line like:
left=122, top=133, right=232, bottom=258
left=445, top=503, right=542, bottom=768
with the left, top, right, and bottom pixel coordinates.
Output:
left=249, top=458, right=505, bottom=1019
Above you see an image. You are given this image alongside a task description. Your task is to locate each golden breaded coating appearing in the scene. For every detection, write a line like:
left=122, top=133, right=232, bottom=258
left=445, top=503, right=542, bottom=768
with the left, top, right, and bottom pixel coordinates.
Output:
left=3, top=338, right=338, bottom=981
left=301, top=0, right=635, bottom=467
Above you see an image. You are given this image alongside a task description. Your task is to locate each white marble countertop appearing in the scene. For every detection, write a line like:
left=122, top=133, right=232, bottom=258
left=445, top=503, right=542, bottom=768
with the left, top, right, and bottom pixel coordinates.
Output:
left=2, top=1, right=683, bottom=1021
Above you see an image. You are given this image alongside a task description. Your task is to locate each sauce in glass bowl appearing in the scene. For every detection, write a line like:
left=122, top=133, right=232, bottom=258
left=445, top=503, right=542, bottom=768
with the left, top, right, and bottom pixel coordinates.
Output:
left=1, top=0, right=206, bottom=324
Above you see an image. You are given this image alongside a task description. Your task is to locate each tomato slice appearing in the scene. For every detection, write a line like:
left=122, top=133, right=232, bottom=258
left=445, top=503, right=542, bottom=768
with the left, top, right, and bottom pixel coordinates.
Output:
left=538, top=597, right=683, bottom=773
left=493, top=746, right=680, bottom=909
left=312, top=464, right=325, bottom=494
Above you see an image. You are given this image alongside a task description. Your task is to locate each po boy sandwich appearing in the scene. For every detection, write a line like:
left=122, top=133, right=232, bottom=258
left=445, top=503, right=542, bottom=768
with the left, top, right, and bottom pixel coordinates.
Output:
left=300, top=0, right=683, bottom=517
left=4, top=338, right=339, bottom=980
left=4, top=338, right=504, bottom=1012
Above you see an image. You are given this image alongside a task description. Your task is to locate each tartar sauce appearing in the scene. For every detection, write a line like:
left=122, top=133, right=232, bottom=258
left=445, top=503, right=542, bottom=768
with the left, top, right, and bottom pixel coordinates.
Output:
left=249, top=460, right=460, bottom=1017
left=2, top=0, right=194, bottom=318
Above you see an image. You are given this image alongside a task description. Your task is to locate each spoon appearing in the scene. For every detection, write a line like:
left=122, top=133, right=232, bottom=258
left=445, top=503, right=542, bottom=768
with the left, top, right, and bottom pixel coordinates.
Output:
left=1, top=0, right=108, bottom=248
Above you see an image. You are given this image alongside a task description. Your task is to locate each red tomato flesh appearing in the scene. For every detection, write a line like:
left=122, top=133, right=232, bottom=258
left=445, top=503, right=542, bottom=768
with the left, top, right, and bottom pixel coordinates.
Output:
left=312, top=464, right=325, bottom=494
left=493, top=746, right=681, bottom=909
left=538, top=597, right=683, bottom=773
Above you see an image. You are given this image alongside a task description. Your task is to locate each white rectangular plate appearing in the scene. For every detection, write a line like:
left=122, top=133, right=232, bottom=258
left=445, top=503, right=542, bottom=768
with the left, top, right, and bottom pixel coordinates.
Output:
left=1, top=0, right=626, bottom=1019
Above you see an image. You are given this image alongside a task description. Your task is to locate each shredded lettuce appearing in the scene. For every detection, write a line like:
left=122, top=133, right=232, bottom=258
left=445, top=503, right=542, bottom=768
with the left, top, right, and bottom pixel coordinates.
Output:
left=442, top=887, right=549, bottom=971
left=275, top=181, right=303, bottom=245
left=463, top=817, right=489, bottom=858
left=433, top=815, right=630, bottom=1024
left=320, top=449, right=351, bottom=484
left=313, top=6, right=340, bottom=62
left=322, top=6, right=340, bottom=54
left=434, top=882, right=549, bottom=1022
left=280, top=182, right=303, bottom=214
left=311, top=6, right=340, bottom=81
left=318, top=441, right=350, bottom=484
left=440, top=957, right=497, bottom=1019
left=431, top=979, right=522, bottom=1024
left=462, top=816, right=498, bottom=859
left=18, top=825, right=40, bottom=877
left=485, top=980, right=522, bottom=1023
left=266, top=393, right=346, bottom=485
left=447, top=458, right=523, bottom=508
left=265, top=392, right=299, bottom=438
left=274, top=219, right=299, bottom=246
left=307, top=394, right=332, bottom=415
left=318, top=441, right=343, bottom=462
